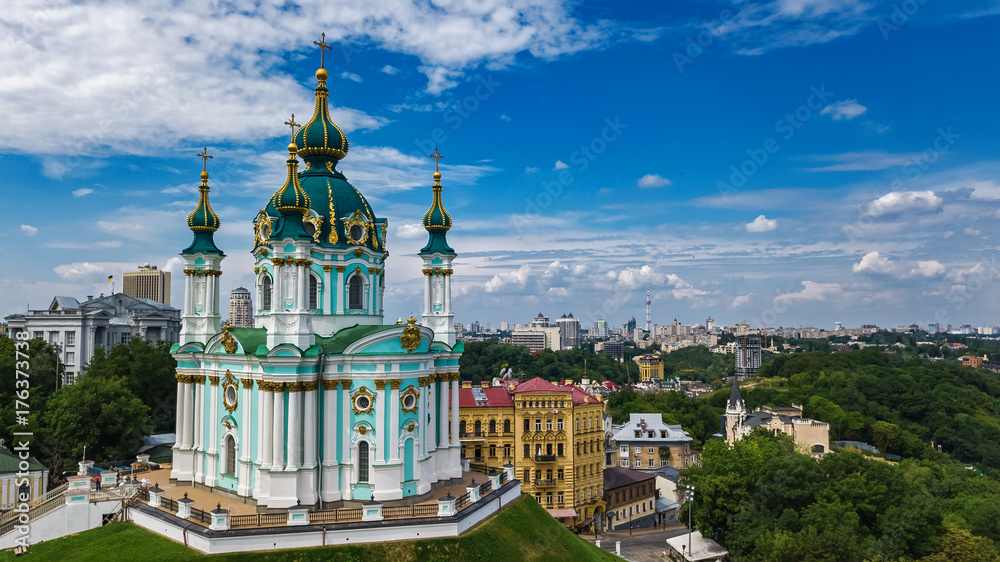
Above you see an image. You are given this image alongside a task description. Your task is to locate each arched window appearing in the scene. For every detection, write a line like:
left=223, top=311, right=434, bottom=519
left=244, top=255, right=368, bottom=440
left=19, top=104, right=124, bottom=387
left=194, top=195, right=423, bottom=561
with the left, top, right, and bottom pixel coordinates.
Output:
left=459, top=420, right=467, bottom=436
left=261, top=275, right=272, bottom=311
left=489, top=419, right=497, bottom=434
left=474, top=420, right=482, bottom=436
left=309, top=274, right=318, bottom=310
left=349, top=275, right=365, bottom=310
left=225, top=435, right=236, bottom=475
left=358, top=441, right=370, bottom=482
left=504, top=419, right=511, bottom=433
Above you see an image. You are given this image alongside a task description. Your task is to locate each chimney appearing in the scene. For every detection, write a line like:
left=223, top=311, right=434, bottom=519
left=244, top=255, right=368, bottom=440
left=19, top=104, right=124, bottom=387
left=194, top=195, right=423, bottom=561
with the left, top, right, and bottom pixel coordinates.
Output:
left=480, top=381, right=489, bottom=389
left=87, top=296, right=93, bottom=301
left=461, top=380, right=472, bottom=389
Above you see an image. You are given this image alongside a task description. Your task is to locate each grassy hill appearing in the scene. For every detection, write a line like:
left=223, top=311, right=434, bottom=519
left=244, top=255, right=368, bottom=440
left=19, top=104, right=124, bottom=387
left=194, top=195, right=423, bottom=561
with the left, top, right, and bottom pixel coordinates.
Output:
left=0, top=495, right=618, bottom=562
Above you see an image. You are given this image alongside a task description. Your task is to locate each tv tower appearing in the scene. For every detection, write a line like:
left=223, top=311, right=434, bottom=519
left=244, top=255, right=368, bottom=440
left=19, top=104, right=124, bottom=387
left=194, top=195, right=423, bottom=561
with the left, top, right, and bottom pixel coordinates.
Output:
left=645, top=276, right=652, bottom=333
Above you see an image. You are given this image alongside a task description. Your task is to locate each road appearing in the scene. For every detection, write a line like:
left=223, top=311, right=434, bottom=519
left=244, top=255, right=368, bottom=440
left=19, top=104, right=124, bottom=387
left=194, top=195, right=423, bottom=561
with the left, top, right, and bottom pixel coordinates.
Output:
left=584, top=524, right=691, bottom=561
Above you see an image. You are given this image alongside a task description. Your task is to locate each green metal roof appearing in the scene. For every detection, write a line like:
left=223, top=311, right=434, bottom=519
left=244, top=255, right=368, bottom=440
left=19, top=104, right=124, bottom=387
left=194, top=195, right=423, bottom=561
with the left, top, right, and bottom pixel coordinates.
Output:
left=0, top=446, right=46, bottom=473
left=230, top=327, right=267, bottom=355
left=316, top=324, right=400, bottom=354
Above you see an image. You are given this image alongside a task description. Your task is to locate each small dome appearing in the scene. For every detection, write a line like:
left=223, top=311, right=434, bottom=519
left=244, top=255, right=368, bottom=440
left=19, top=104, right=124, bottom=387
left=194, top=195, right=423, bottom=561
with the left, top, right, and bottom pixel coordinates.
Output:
left=294, top=69, right=349, bottom=161
left=422, top=172, right=452, bottom=232
left=274, top=149, right=310, bottom=214
left=187, top=173, right=220, bottom=232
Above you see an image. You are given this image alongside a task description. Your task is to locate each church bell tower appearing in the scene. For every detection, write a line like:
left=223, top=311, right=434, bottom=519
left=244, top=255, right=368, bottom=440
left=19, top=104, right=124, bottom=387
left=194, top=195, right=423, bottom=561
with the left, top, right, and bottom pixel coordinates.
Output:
left=179, top=148, right=225, bottom=345
left=419, top=149, right=457, bottom=347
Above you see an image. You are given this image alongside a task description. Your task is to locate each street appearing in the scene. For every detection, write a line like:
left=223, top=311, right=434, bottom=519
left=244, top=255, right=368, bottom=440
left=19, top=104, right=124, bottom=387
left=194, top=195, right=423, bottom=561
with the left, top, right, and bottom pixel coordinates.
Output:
left=584, top=524, right=691, bottom=561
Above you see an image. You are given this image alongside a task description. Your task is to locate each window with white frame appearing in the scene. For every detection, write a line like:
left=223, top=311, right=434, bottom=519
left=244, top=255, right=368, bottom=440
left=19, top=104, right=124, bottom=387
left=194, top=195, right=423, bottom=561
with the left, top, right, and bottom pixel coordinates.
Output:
left=65, top=331, right=76, bottom=346
left=65, top=352, right=75, bottom=365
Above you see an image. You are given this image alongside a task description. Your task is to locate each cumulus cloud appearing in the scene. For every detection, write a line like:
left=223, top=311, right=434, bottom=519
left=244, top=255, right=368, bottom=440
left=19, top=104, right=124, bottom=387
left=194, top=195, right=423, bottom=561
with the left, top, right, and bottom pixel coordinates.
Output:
left=911, top=260, right=945, bottom=277
left=865, top=191, right=943, bottom=217
left=340, top=71, right=362, bottom=83
left=730, top=294, right=752, bottom=308
left=745, top=215, right=778, bottom=232
left=554, top=160, right=569, bottom=170
left=73, top=188, right=94, bottom=198
left=525, top=166, right=539, bottom=174
left=774, top=281, right=842, bottom=304
left=485, top=265, right=532, bottom=292
left=396, top=224, right=425, bottom=239
left=20, top=224, right=38, bottom=236
left=852, top=251, right=896, bottom=275
left=500, top=113, right=511, bottom=122
left=637, top=174, right=671, bottom=188
left=380, top=65, right=398, bottom=75
left=821, top=99, right=868, bottom=120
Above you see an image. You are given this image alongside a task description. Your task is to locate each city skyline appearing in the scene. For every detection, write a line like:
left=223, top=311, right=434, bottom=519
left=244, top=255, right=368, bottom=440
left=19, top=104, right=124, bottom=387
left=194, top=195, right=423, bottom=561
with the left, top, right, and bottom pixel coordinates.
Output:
left=4, top=1, right=1000, bottom=329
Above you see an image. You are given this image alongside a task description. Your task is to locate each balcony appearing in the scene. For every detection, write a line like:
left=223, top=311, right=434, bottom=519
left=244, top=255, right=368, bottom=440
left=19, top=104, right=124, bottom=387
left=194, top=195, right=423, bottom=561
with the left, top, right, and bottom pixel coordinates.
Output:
left=459, top=432, right=486, bottom=441
left=535, top=479, right=558, bottom=487
left=535, top=454, right=557, bottom=462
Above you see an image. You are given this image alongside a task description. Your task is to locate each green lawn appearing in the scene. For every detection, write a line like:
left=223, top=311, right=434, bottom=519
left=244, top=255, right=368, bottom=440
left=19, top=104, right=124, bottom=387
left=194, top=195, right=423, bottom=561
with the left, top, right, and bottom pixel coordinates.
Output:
left=1, top=495, right=619, bottom=562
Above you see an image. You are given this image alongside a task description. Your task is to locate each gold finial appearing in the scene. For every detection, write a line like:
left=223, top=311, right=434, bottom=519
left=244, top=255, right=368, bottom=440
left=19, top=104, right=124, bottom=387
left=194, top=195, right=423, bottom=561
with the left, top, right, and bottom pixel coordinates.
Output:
left=429, top=147, right=443, bottom=173
left=284, top=114, right=301, bottom=142
left=429, top=147, right=443, bottom=185
left=313, top=32, right=333, bottom=69
left=197, top=147, right=213, bottom=172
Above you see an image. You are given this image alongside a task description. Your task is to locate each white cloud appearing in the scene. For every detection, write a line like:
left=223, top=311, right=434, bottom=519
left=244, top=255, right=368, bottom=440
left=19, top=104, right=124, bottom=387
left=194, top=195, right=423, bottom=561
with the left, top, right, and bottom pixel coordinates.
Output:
left=554, top=160, right=569, bottom=170
left=852, top=251, right=896, bottom=275
left=485, top=265, right=532, bottom=293
left=500, top=113, right=511, bottom=122
left=730, top=294, right=752, bottom=308
left=774, top=281, right=842, bottom=304
left=72, top=188, right=94, bottom=198
left=396, top=223, right=425, bottom=240
left=911, top=260, right=945, bottom=278
left=865, top=191, right=943, bottom=217
left=807, top=151, right=921, bottom=172
left=964, top=227, right=982, bottom=236
left=525, top=166, right=539, bottom=174
left=637, top=174, right=671, bottom=188
left=745, top=215, right=778, bottom=232
left=380, top=65, right=398, bottom=75
left=598, top=187, right=613, bottom=196
left=947, top=263, right=985, bottom=284
left=340, top=71, right=362, bottom=83
left=821, top=99, right=867, bottom=120
left=54, top=261, right=134, bottom=282
left=0, top=0, right=610, bottom=156
left=97, top=221, right=144, bottom=235
left=20, top=224, right=38, bottom=236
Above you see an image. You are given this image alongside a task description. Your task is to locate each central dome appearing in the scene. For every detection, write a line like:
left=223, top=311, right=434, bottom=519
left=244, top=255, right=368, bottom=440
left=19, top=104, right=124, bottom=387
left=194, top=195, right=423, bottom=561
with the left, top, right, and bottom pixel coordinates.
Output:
left=293, top=68, right=349, bottom=161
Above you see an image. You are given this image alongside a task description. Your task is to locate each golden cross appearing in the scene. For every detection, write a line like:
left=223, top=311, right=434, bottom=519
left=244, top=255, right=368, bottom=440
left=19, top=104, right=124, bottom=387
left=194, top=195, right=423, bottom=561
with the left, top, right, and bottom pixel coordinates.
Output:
left=197, top=147, right=213, bottom=172
left=313, top=32, right=333, bottom=68
left=429, top=147, right=444, bottom=173
left=284, top=114, right=301, bottom=141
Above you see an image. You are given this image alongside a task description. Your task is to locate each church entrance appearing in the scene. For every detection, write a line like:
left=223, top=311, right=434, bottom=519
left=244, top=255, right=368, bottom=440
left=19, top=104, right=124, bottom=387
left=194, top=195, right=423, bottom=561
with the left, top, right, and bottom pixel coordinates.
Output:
left=404, top=439, right=415, bottom=482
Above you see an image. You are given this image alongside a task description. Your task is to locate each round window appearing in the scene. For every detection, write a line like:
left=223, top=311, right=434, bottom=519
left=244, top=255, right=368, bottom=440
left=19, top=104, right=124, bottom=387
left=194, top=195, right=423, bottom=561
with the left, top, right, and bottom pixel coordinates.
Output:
left=225, top=385, right=237, bottom=404
left=402, top=393, right=416, bottom=410
left=303, top=220, right=316, bottom=237
left=349, top=224, right=365, bottom=241
left=354, top=395, right=371, bottom=412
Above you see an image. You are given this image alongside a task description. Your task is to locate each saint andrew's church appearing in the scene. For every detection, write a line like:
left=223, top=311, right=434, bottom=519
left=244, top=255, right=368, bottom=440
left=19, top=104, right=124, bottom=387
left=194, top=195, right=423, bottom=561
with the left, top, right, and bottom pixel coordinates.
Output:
left=169, top=56, right=464, bottom=508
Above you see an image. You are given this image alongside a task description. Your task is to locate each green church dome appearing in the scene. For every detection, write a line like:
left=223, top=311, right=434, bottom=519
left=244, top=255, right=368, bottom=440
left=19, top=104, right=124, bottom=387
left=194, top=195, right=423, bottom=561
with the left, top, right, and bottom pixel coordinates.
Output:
left=293, top=68, right=349, bottom=161
left=188, top=171, right=221, bottom=232
left=274, top=145, right=311, bottom=214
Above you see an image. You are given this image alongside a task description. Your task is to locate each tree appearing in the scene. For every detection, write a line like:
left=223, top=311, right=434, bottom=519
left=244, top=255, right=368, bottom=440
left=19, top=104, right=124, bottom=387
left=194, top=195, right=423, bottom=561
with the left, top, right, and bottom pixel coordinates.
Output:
left=82, top=338, right=177, bottom=432
left=920, top=524, right=1000, bottom=562
left=42, top=374, right=151, bottom=479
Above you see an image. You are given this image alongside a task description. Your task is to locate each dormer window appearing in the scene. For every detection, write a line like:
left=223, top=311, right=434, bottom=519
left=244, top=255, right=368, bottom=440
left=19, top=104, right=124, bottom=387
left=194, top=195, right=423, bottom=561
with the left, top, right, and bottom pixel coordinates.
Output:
left=634, top=430, right=641, bottom=438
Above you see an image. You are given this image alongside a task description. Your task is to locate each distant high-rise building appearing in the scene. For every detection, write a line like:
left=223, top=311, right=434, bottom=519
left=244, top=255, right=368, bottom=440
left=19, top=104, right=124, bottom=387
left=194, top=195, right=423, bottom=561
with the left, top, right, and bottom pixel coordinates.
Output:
left=500, top=321, right=510, bottom=332
left=595, top=341, right=624, bottom=361
left=454, top=323, right=465, bottom=342
left=705, top=316, right=717, bottom=331
left=735, top=335, right=762, bottom=380
left=592, top=319, right=608, bottom=337
left=556, top=313, right=581, bottom=350
left=530, top=312, right=549, bottom=327
left=635, top=354, right=664, bottom=381
left=229, top=287, right=254, bottom=328
left=624, top=317, right=637, bottom=334
left=468, top=321, right=482, bottom=334
left=123, top=263, right=171, bottom=305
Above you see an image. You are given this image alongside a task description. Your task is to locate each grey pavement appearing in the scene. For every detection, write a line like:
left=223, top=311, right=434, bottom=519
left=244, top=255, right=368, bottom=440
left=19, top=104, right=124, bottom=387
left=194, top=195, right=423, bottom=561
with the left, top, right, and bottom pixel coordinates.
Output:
left=584, top=525, right=691, bottom=561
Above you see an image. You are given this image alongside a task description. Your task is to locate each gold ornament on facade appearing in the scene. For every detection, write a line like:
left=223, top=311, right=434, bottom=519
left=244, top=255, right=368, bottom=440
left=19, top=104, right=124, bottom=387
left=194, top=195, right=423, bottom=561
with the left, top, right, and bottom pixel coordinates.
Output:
left=192, top=375, right=206, bottom=384
left=374, top=380, right=387, bottom=390
left=321, top=379, right=339, bottom=391
left=390, top=379, right=401, bottom=390
left=224, top=420, right=233, bottom=430
left=400, top=386, right=419, bottom=413
left=352, top=386, right=376, bottom=414
left=208, top=376, right=220, bottom=386
left=322, top=265, right=333, bottom=272
left=240, top=378, right=254, bottom=389
left=303, top=211, right=324, bottom=244
left=254, top=267, right=260, bottom=275
left=401, top=315, right=421, bottom=353
left=221, top=322, right=238, bottom=354
left=354, top=248, right=364, bottom=257
left=302, top=380, right=320, bottom=392
left=407, top=422, right=415, bottom=432
left=288, top=382, right=305, bottom=392
left=340, top=379, right=353, bottom=390
left=358, top=425, right=367, bottom=435
left=344, top=210, right=369, bottom=246
left=336, top=265, right=346, bottom=273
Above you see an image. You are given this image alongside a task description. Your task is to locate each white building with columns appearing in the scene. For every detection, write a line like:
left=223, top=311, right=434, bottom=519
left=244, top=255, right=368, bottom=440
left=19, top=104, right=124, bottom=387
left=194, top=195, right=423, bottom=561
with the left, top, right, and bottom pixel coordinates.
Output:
left=169, top=64, right=464, bottom=509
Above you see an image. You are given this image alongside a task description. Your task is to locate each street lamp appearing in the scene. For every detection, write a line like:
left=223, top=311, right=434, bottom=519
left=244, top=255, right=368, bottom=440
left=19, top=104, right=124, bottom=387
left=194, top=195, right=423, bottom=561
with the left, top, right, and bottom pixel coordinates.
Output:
left=686, top=485, right=695, bottom=559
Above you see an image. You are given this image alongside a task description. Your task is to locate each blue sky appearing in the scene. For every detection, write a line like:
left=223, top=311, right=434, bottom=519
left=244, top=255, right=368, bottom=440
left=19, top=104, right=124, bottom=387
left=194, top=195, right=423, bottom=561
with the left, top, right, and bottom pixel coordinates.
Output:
left=3, top=0, right=1000, bottom=331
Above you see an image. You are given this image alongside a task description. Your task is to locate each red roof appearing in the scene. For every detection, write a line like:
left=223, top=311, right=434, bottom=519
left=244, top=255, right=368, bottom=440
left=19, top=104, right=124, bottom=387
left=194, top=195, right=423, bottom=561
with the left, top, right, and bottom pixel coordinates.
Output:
left=513, top=377, right=570, bottom=394
left=457, top=386, right=514, bottom=408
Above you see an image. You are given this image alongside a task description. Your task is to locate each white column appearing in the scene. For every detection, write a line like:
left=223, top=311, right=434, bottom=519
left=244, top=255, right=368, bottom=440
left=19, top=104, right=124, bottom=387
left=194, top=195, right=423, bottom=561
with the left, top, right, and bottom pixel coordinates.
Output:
left=206, top=272, right=215, bottom=316
left=303, top=383, right=318, bottom=468
left=438, top=376, right=448, bottom=449
left=213, top=273, right=221, bottom=315
left=340, top=380, right=351, bottom=492
left=322, top=381, right=337, bottom=465
left=184, top=273, right=193, bottom=315
left=426, top=376, right=436, bottom=453
left=324, top=267, right=333, bottom=313
left=175, top=376, right=185, bottom=443
left=335, top=267, right=345, bottom=314
left=272, top=383, right=285, bottom=469
left=208, top=380, right=219, bottom=454
left=286, top=385, right=302, bottom=470
left=450, top=376, right=459, bottom=447
left=444, top=273, right=452, bottom=314
left=273, top=263, right=284, bottom=311
left=297, top=263, right=307, bottom=312
left=241, top=380, right=252, bottom=461
left=375, top=381, right=386, bottom=462
left=389, top=381, right=400, bottom=462
left=260, top=384, right=273, bottom=470
left=193, top=379, right=204, bottom=451
left=423, top=272, right=431, bottom=315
